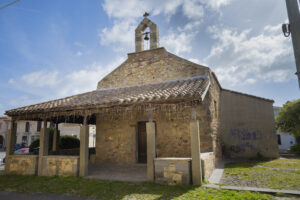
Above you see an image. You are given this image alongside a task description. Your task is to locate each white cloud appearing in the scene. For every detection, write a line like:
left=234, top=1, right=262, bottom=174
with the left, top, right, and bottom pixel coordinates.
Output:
left=76, top=51, right=82, bottom=56
left=99, top=19, right=136, bottom=52
left=99, top=0, right=232, bottom=52
left=9, top=57, right=125, bottom=107
left=201, top=0, right=232, bottom=10
left=204, top=24, right=295, bottom=87
left=161, top=31, right=197, bottom=54
left=182, top=0, right=204, bottom=19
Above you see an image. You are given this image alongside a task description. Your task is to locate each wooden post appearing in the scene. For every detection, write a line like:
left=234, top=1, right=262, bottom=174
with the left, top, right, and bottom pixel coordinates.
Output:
left=5, top=119, right=16, bottom=174
left=6, top=119, right=16, bottom=156
left=52, top=123, right=59, bottom=152
left=80, top=116, right=89, bottom=177
left=38, top=120, right=49, bottom=176
left=190, top=109, right=202, bottom=185
left=146, top=121, right=155, bottom=182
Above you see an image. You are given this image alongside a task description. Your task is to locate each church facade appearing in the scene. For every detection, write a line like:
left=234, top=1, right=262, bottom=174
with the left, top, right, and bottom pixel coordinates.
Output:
left=4, top=16, right=278, bottom=185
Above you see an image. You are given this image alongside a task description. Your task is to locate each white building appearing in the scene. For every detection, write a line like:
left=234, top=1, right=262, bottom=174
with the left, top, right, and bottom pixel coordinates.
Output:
left=274, top=106, right=296, bottom=150
left=0, top=116, right=10, bottom=149
left=1, top=118, right=96, bottom=148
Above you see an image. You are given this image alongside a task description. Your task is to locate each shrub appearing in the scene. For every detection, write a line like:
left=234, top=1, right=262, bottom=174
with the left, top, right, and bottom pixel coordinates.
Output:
left=290, top=144, right=300, bottom=154
left=59, top=136, right=80, bottom=149
left=29, top=128, right=79, bottom=153
left=29, top=138, right=40, bottom=153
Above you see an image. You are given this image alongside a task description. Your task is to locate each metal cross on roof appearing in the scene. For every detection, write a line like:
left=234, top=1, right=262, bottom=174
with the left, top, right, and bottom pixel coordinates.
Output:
left=143, top=12, right=149, bottom=17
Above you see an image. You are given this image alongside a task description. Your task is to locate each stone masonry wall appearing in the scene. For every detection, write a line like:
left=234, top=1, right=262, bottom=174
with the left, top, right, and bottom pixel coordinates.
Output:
left=41, top=156, right=79, bottom=176
left=5, top=155, right=38, bottom=175
left=220, top=90, right=279, bottom=158
left=95, top=47, right=221, bottom=166
left=154, top=158, right=192, bottom=185
left=97, top=48, right=209, bottom=89
left=95, top=105, right=215, bottom=165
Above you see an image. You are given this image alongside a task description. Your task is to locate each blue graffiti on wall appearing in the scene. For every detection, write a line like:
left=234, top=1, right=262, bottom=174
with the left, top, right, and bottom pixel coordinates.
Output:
left=228, top=128, right=262, bottom=153
left=230, top=128, right=262, bottom=141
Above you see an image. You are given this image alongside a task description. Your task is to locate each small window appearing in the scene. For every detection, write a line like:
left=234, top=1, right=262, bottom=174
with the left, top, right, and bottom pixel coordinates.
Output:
left=214, top=100, right=217, bottom=117
left=22, top=136, right=27, bottom=144
left=277, top=135, right=282, bottom=145
left=25, top=122, right=30, bottom=133
left=50, top=122, right=55, bottom=128
left=37, top=121, right=41, bottom=132
left=31, top=136, right=35, bottom=144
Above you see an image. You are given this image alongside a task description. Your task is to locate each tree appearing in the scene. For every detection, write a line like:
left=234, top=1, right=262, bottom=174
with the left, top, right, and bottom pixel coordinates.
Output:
left=276, top=99, right=300, bottom=137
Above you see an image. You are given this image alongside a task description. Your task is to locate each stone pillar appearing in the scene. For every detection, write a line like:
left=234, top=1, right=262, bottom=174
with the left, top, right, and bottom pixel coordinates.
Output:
left=52, top=123, right=60, bottom=152
left=80, top=116, right=89, bottom=177
left=146, top=122, right=155, bottom=182
left=5, top=119, right=16, bottom=174
left=38, top=120, right=49, bottom=176
left=149, top=23, right=159, bottom=50
left=6, top=120, right=16, bottom=156
left=190, top=120, right=202, bottom=185
left=135, top=30, right=143, bottom=52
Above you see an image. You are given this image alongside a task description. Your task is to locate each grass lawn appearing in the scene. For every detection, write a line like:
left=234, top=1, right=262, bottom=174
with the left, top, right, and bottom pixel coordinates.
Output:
left=0, top=175, right=273, bottom=200
left=221, top=158, right=300, bottom=190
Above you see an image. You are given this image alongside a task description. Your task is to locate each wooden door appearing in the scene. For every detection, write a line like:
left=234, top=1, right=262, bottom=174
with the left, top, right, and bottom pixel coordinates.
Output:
left=138, top=122, right=147, bottom=163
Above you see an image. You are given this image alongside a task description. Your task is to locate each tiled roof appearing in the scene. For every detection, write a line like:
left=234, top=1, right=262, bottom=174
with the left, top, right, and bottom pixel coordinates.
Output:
left=5, top=76, right=210, bottom=116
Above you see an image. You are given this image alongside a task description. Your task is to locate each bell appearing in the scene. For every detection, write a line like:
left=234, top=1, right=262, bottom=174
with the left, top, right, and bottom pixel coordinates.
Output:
left=144, top=34, right=149, bottom=41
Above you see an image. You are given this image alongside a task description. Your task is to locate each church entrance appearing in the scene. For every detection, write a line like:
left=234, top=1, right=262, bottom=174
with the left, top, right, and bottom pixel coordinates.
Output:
left=137, top=121, right=147, bottom=163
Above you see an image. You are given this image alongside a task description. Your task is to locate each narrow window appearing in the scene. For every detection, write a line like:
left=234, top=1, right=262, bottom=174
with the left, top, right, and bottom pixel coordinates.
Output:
left=22, top=136, right=27, bottom=145
left=214, top=100, right=217, bottom=117
left=37, top=121, right=41, bottom=132
left=25, top=122, right=30, bottom=133
left=277, top=135, right=282, bottom=145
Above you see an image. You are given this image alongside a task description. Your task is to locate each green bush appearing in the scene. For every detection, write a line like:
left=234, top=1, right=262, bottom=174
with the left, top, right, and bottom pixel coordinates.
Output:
left=29, top=138, right=40, bottom=153
left=290, top=144, right=300, bottom=154
left=59, top=136, right=80, bottom=149
left=29, top=128, right=79, bottom=153
left=29, top=127, right=54, bottom=153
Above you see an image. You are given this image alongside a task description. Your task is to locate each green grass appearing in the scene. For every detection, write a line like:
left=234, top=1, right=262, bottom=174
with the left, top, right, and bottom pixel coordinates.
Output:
left=260, top=158, right=300, bottom=170
left=222, top=158, right=300, bottom=190
left=0, top=175, right=272, bottom=200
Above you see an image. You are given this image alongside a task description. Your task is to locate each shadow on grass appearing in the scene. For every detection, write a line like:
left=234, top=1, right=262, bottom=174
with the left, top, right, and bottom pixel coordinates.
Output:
left=0, top=175, right=197, bottom=200
left=224, top=158, right=276, bottom=169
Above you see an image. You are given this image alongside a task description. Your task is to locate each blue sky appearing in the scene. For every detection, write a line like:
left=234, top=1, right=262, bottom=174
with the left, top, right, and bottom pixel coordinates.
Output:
left=0, top=0, right=298, bottom=115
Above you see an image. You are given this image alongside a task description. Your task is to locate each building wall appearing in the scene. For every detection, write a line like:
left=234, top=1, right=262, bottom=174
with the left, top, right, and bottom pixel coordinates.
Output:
left=12, top=121, right=96, bottom=148
left=16, top=120, right=42, bottom=146
left=58, top=123, right=96, bottom=147
left=95, top=47, right=221, bottom=166
left=97, top=48, right=209, bottom=89
left=220, top=90, right=279, bottom=158
left=95, top=105, right=215, bottom=165
left=273, top=106, right=296, bottom=150
left=0, top=117, right=10, bottom=149
left=277, top=132, right=296, bottom=150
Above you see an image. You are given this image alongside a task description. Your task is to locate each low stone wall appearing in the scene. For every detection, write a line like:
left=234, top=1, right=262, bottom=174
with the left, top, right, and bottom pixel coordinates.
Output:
left=201, top=152, right=215, bottom=180
left=5, top=155, right=38, bottom=175
left=41, top=156, right=79, bottom=176
left=154, top=158, right=191, bottom=185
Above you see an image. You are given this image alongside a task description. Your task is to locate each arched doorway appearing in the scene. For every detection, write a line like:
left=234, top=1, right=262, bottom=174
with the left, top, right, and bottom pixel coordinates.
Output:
left=0, top=135, right=4, bottom=149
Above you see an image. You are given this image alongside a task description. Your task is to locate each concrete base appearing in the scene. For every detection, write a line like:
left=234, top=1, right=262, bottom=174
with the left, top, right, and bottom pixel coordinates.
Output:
left=154, top=158, right=191, bottom=185
left=5, top=155, right=38, bottom=175
left=41, top=156, right=79, bottom=176
left=87, top=164, right=147, bottom=182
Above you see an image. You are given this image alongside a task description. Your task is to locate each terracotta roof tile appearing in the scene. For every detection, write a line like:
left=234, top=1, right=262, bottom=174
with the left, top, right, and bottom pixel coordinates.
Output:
left=5, top=76, right=210, bottom=116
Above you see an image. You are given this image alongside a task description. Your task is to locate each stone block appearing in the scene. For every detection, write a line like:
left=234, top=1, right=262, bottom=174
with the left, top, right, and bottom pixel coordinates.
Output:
left=154, top=158, right=191, bottom=185
left=5, top=155, right=38, bottom=175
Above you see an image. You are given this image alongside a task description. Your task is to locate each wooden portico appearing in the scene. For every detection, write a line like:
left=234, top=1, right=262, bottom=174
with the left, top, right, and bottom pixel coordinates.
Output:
left=5, top=76, right=211, bottom=185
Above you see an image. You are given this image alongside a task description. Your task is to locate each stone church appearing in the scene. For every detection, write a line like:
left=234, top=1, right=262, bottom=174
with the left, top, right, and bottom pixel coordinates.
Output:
left=4, top=16, right=278, bottom=185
